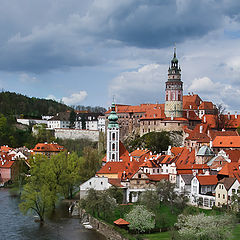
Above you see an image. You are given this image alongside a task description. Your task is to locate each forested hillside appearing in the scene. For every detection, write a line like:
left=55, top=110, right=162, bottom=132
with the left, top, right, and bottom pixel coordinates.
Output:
left=0, top=91, right=71, bottom=118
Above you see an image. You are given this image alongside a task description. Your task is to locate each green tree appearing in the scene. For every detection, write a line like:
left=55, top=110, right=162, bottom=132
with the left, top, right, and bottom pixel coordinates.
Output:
left=174, top=213, right=235, bottom=240
left=156, top=180, right=177, bottom=212
left=125, top=205, right=155, bottom=233
left=139, top=190, right=159, bottom=212
left=69, top=110, right=76, bottom=129
left=19, top=182, right=53, bottom=222
left=126, top=131, right=172, bottom=153
left=107, top=186, right=124, bottom=204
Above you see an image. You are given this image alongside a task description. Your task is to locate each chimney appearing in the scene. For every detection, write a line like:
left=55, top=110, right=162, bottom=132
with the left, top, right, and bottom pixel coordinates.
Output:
left=210, top=140, right=213, bottom=149
left=228, top=112, right=230, bottom=120
left=171, top=115, right=174, bottom=120
left=187, top=110, right=189, bottom=119
left=190, top=105, right=192, bottom=109
left=200, top=125, right=203, bottom=133
left=235, top=111, right=237, bottom=119
left=204, top=116, right=206, bottom=123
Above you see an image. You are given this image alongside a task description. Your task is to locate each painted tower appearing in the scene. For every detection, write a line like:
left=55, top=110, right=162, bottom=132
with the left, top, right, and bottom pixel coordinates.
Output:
left=107, top=102, right=120, bottom=162
left=164, top=47, right=183, bottom=118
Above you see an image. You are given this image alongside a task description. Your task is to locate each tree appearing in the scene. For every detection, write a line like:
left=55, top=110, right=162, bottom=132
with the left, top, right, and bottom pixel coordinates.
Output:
left=107, top=186, right=124, bottom=204
left=125, top=205, right=155, bottom=233
left=174, top=213, right=235, bottom=240
left=139, top=190, right=159, bottom=212
left=19, top=182, right=53, bottom=222
left=156, top=180, right=177, bottom=212
left=214, top=104, right=229, bottom=130
left=69, top=110, right=76, bottom=129
left=126, top=131, right=172, bottom=153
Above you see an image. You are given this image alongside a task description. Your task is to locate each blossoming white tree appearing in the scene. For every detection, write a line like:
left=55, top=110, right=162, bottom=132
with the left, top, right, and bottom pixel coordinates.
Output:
left=125, top=205, right=155, bottom=233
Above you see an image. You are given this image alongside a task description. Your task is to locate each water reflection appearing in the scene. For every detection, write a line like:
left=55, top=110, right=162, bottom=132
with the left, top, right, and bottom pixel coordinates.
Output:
left=0, top=189, right=105, bottom=240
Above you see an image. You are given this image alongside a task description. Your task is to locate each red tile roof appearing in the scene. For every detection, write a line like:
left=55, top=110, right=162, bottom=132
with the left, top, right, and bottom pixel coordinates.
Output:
left=208, top=130, right=238, bottom=141
left=183, top=94, right=202, bottom=109
left=32, top=143, right=65, bottom=152
left=114, top=218, right=129, bottom=225
left=108, top=178, right=124, bottom=188
left=225, top=150, right=240, bottom=162
left=218, top=162, right=240, bottom=177
left=0, top=160, right=14, bottom=168
left=197, top=175, right=218, bottom=185
left=212, top=136, right=240, bottom=148
left=130, top=149, right=150, bottom=158
left=199, top=101, right=214, bottom=110
left=148, top=174, right=169, bottom=181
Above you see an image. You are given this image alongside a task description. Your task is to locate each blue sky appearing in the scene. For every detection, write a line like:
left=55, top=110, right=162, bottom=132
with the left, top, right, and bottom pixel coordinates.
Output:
left=0, top=0, right=240, bottom=111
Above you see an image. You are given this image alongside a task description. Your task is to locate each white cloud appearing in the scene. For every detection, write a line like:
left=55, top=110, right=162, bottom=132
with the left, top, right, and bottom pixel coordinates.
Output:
left=188, top=76, right=240, bottom=111
left=109, top=64, right=166, bottom=104
left=46, top=94, right=58, bottom=101
left=19, top=73, right=38, bottom=83
left=62, top=91, right=88, bottom=105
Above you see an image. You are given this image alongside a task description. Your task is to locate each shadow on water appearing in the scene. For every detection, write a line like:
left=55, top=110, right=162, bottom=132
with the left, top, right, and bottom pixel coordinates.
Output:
left=0, top=189, right=106, bottom=240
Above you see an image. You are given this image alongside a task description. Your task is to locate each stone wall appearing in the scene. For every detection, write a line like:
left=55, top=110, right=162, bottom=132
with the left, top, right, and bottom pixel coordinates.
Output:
left=80, top=209, right=128, bottom=240
left=54, top=129, right=99, bottom=141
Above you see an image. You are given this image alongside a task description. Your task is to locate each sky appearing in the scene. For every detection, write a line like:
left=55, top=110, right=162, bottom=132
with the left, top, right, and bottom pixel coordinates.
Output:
left=1, top=0, right=240, bottom=112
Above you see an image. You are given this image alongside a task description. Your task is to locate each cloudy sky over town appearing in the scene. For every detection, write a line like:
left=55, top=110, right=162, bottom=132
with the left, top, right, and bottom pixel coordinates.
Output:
left=0, top=0, right=240, bottom=111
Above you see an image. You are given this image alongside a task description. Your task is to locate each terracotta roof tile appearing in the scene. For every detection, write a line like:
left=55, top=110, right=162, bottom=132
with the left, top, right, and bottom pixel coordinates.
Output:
left=197, top=175, right=218, bottom=185
left=114, top=218, right=129, bottom=225
left=32, top=143, right=65, bottom=152
left=213, top=136, right=240, bottom=148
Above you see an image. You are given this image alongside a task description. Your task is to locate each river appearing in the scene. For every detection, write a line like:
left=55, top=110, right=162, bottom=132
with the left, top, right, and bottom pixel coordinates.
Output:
left=0, top=189, right=106, bottom=240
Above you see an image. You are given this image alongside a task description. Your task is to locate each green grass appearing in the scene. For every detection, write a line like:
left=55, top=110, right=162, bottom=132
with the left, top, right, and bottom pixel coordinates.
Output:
left=232, top=224, right=240, bottom=240
left=143, top=231, right=170, bottom=240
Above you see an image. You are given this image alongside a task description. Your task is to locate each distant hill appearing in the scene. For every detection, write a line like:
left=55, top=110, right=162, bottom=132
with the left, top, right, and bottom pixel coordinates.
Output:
left=0, top=91, right=72, bottom=118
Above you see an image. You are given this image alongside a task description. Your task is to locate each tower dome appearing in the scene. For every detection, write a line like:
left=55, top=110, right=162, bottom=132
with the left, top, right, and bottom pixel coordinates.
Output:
left=108, top=102, right=119, bottom=129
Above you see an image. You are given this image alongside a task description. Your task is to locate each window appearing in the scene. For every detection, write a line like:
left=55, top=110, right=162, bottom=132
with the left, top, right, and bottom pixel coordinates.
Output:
left=232, top=189, right=236, bottom=193
left=101, top=182, right=103, bottom=185
left=89, top=182, right=91, bottom=185
left=223, top=194, right=225, bottom=199
left=138, top=174, right=141, bottom=178
left=218, top=194, right=220, bottom=198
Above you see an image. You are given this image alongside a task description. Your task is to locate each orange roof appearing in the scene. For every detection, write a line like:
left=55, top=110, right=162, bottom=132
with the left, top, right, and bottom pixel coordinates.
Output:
left=0, top=160, right=15, bottom=168
left=140, top=107, right=165, bottom=120
left=32, top=143, right=65, bottom=152
left=162, top=117, right=188, bottom=121
left=199, top=101, right=214, bottom=110
left=148, top=174, right=169, bottom=181
left=131, top=149, right=150, bottom=158
left=225, top=150, right=240, bottom=162
left=106, top=103, right=164, bottom=114
left=197, top=175, right=218, bottom=185
left=171, top=147, right=184, bottom=156
left=108, top=178, right=123, bottom=188
left=209, top=130, right=238, bottom=141
left=183, top=110, right=201, bottom=121
left=218, top=162, right=240, bottom=177
left=213, top=136, right=240, bottom=148
left=185, top=124, right=210, bottom=143
left=0, top=146, right=13, bottom=153
left=183, top=94, right=202, bottom=108
left=114, top=218, right=129, bottom=225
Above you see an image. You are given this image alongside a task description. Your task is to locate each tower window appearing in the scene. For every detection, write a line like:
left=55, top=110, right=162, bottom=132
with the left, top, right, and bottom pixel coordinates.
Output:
left=112, top=153, right=115, bottom=160
left=112, top=132, right=115, bottom=140
left=112, top=143, right=115, bottom=151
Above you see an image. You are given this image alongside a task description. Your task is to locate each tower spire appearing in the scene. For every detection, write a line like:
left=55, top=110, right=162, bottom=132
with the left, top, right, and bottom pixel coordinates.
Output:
left=174, top=43, right=176, bottom=58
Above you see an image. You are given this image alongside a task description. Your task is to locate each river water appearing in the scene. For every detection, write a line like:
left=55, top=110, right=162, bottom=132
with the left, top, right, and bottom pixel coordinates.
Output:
left=0, top=189, right=106, bottom=240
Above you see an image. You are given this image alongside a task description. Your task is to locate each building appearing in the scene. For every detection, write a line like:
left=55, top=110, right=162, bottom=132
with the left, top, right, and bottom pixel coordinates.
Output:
left=215, top=177, right=240, bottom=207
left=32, top=142, right=65, bottom=157
left=164, top=47, right=183, bottom=118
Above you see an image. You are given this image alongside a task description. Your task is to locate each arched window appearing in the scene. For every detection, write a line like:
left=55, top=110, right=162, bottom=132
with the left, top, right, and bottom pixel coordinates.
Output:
left=112, top=132, right=115, bottom=140
left=112, top=143, right=115, bottom=151
left=112, top=153, right=115, bottom=160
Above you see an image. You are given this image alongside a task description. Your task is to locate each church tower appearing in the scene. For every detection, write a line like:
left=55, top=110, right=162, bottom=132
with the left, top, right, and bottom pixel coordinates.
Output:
left=164, top=47, right=183, bottom=118
left=107, top=102, right=120, bottom=162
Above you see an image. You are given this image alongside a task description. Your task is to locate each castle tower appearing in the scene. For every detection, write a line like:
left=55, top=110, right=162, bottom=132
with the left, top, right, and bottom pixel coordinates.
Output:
left=107, top=102, right=120, bottom=162
left=164, top=47, right=183, bottom=118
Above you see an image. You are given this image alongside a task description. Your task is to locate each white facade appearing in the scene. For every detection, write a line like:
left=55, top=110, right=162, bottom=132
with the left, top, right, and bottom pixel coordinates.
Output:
left=98, top=116, right=106, bottom=132
left=79, top=176, right=112, bottom=199
left=47, top=120, right=70, bottom=129
left=107, top=127, right=120, bottom=162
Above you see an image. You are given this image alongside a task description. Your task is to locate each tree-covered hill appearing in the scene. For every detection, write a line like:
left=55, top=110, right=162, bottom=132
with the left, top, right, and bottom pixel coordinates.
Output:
left=0, top=91, right=72, bottom=118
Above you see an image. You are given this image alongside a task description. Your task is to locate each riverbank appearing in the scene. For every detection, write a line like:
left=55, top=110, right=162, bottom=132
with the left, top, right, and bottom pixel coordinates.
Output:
left=0, top=189, right=106, bottom=240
